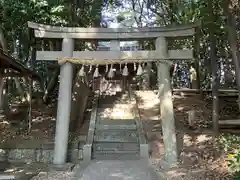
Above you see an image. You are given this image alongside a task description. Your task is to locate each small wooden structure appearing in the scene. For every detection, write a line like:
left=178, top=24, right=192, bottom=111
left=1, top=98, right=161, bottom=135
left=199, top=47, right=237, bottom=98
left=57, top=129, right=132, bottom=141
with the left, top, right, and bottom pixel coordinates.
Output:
left=28, top=21, right=198, bottom=167
left=0, top=48, right=38, bottom=78
left=0, top=49, right=39, bottom=117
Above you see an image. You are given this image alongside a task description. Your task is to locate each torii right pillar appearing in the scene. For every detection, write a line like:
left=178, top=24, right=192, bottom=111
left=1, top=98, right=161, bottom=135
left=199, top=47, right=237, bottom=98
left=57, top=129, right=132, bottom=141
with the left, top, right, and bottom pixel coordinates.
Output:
left=156, top=37, right=178, bottom=167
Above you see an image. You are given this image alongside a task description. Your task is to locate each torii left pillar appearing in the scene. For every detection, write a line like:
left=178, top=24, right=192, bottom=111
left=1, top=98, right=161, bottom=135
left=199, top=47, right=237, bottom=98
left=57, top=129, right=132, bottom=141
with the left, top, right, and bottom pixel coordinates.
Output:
left=156, top=37, right=178, bottom=168
left=53, top=38, right=73, bottom=165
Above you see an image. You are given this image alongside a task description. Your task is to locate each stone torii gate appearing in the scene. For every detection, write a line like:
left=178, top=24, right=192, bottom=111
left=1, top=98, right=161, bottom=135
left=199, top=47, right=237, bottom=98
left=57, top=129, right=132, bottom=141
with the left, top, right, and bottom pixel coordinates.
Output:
left=28, top=22, right=197, bottom=167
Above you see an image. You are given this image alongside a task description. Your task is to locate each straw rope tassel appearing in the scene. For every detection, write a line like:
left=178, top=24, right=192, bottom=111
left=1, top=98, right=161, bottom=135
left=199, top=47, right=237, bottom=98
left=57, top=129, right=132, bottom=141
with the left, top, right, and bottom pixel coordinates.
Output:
left=93, top=65, right=99, bottom=78
left=108, top=64, right=114, bottom=78
left=105, top=64, right=108, bottom=73
left=134, top=63, right=137, bottom=71
left=136, top=63, right=143, bottom=76
left=89, top=65, right=92, bottom=73
left=122, top=63, right=128, bottom=76
left=79, top=65, right=85, bottom=76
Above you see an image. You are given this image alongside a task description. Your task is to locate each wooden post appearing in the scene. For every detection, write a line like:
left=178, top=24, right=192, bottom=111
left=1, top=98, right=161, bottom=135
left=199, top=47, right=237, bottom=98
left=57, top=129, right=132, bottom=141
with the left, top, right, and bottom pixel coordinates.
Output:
left=188, top=110, right=195, bottom=127
left=156, top=37, right=178, bottom=167
left=53, top=38, right=74, bottom=165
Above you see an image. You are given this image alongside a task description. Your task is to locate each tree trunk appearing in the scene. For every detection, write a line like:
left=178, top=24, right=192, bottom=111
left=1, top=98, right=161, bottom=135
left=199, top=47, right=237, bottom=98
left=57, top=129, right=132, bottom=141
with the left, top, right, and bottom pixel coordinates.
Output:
left=0, top=27, right=7, bottom=51
left=0, top=71, right=4, bottom=117
left=43, top=68, right=60, bottom=104
left=209, top=0, right=219, bottom=134
left=223, top=3, right=240, bottom=110
left=210, top=32, right=219, bottom=134
left=27, top=77, right=33, bottom=133
left=0, top=26, right=9, bottom=114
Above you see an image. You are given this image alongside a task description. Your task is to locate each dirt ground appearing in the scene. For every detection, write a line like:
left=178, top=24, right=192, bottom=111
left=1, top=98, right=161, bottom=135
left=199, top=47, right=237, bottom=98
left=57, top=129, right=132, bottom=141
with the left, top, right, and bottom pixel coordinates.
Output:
left=0, top=101, right=90, bottom=145
left=135, top=91, right=237, bottom=179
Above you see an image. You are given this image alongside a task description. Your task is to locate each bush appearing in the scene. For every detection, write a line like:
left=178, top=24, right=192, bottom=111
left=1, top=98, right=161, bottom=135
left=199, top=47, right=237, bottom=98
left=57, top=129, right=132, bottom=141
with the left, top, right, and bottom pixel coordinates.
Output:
left=218, top=134, right=240, bottom=153
left=227, top=152, right=240, bottom=173
left=218, top=134, right=240, bottom=179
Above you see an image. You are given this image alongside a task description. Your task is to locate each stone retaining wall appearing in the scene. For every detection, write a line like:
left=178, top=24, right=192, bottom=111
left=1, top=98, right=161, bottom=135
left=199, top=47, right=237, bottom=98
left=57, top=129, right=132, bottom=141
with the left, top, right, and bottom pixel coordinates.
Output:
left=0, top=138, right=85, bottom=164
left=4, top=147, right=83, bottom=164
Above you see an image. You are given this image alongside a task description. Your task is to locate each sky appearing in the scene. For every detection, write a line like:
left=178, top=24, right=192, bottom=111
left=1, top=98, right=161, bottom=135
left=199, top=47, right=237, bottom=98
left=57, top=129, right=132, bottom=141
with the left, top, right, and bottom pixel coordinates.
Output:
left=100, top=0, right=156, bottom=47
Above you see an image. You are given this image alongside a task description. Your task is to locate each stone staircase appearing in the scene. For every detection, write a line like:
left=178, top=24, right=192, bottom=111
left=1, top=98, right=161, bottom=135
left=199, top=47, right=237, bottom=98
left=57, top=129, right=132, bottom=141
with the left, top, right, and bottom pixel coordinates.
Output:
left=92, top=119, right=140, bottom=160
left=83, top=86, right=148, bottom=161
left=91, top=90, right=141, bottom=160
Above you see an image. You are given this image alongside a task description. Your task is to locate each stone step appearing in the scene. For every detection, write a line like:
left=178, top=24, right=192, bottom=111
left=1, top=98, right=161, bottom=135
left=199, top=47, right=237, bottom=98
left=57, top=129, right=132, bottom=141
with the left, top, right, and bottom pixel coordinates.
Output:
left=98, top=103, right=132, bottom=109
left=93, top=142, right=139, bottom=152
left=96, top=119, right=136, bottom=125
left=94, top=129, right=137, bottom=137
left=98, top=94, right=125, bottom=102
left=94, top=135, right=138, bottom=143
left=93, top=150, right=138, bottom=154
left=92, top=152, right=140, bottom=160
left=97, top=116, right=135, bottom=121
left=95, top=124, right=137, bottom=130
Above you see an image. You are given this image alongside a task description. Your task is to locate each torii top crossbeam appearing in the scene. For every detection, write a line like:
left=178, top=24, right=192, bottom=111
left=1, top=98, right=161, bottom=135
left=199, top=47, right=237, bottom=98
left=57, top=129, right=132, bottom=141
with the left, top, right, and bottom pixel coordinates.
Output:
left=28, top=21, right=197, bottom=40
left=28, top=21, right=199, bottom=64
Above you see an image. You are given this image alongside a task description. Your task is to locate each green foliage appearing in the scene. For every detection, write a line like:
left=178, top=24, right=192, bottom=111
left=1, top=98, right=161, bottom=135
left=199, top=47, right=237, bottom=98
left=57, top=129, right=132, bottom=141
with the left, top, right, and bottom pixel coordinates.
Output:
left=218, top=134, right=240, bottom=178
left=218, top=134, right=240, bottom=152
left=0, top=0, right=106, bottom=94
left=227, top=152, right=240, bottom=176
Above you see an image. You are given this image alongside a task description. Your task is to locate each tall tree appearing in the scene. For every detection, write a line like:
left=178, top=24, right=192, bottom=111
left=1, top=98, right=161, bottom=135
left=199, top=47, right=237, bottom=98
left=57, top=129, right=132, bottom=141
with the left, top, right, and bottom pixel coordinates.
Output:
left=223, top=0, right=240, bottom=109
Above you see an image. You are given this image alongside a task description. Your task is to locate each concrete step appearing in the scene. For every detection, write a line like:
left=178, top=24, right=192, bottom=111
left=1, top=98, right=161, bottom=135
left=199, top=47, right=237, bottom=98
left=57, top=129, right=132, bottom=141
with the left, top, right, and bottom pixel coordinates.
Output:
left=93, top=142, right=139, bottom=152
left=95, top=124, right=137, bottom=130
left=96, top=119, right=136, bottom=125
left=94, top=135, right=138, bottom=143
left=94, top=129, right=137, bottom=137
left=92, top=151, right=140, bottom=160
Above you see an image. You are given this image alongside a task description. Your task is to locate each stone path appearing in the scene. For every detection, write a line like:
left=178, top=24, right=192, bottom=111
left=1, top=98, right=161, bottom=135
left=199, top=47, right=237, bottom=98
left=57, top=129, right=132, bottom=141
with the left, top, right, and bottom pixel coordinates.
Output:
left=77, top=160, right=158, bottom=180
